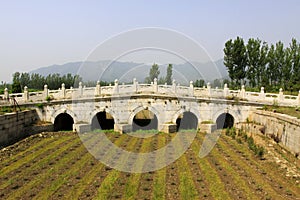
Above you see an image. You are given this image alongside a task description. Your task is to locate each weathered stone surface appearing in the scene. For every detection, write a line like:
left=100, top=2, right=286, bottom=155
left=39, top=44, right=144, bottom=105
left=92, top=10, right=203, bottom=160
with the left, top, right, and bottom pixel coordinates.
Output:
left=199, top=123, right=217, bottom=134
left=248, top=110, right=300, bottom=155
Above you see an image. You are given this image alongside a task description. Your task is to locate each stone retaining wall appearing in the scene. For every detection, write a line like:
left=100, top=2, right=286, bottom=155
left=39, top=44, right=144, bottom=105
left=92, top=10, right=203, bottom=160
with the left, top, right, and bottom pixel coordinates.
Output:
left=246, top=110, right=300, bottom=155
left=0, top=110, right=53, bottom=148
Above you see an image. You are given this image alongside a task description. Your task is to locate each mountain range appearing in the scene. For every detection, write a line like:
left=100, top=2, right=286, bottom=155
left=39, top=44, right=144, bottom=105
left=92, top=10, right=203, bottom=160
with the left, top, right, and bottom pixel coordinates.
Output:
left=30, top=59, right=228, bottom=84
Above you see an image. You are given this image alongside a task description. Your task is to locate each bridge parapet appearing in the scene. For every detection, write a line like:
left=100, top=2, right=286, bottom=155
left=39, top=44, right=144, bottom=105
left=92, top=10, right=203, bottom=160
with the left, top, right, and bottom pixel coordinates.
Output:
left=0, top=80, right=299, bottom=107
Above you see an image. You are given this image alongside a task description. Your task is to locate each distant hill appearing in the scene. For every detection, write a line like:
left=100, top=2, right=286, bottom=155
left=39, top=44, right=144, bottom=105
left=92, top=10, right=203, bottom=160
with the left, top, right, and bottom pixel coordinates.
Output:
left=30, top=59, right=228, bottom=84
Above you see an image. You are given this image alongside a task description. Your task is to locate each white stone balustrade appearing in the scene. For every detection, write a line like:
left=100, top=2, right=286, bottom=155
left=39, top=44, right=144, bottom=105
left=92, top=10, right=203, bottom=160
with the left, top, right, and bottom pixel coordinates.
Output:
left=1, top=80, right=299, bottom=107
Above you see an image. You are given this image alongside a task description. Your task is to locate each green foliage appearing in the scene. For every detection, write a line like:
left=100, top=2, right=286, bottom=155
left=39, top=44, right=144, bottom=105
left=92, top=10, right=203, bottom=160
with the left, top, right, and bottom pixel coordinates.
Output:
left=165, top=64, right=173, bottom=85
left=225, top=128, right=264, bottom=158
left=36, top=103, right=44, bottom=109
left=224, top=37, right=300, bottom=92
left=194, top=79, right=205, bottom=87
left=145, top=63, right=160, bottom=84
left=46, top=95, right=53, bottom=102
left=12, top=72, right=82, bottom=90
left=223, top=37, right=247, bottom=87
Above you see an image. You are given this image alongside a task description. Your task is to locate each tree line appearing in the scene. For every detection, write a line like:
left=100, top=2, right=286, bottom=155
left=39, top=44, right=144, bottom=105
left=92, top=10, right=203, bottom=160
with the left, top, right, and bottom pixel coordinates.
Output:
left=224, top=37, right=300, bottom=92
left=10, top=72, right=82, bottom=93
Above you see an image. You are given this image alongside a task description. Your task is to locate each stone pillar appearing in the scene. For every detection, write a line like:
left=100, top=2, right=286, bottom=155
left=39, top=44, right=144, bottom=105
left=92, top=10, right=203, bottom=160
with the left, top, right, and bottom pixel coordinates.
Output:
left=207, top=82, right=211, bottom=97
left=95, top=81, right=101, bottom=96
left=23, top=86, right=29, bottom=102
left=224, top=83, right=229, bottom=97
left=189, top=81, right=194, bottom=96
left=172, top=79, right=176, bottom=94
left=79, top=82, right=83, bottom=96
left=4, top=88, right=9, bottom=100
left=260, top=87, right=265, bottom=100
left=153, top=78, right=158, bottom=93
left=43, top=85, right=48, bottom=99
left=132, top=78, right=138, bottom=93
left=240, top=85, right=246, bottom=99
left=114, top=79, right=119, bottom=94
left=298, top=90, right=300, bottom=106
left=61, top=83, right=66, bottom=99
left=278, top=88, right=284, bottom=102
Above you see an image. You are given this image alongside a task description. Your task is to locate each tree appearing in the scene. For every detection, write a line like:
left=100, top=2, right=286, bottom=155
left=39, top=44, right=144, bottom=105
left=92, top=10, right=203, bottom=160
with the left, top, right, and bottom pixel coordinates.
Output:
left=232, top=37, right=247, bottom=86
left=20, top=73, right=30, bottom=89
left=12, top=72, right=22, bottom=93
left=246, top=38, right=261, bottom=87
left=290, top=38, right=300, bottom=91
left=194, top=79, right=205, bottom=87
left=282, top=47, right=292, bottom=90
left=165, top=64, right=173, bottom=85
left=258, top=42, right=269, bottom=88
left=145, top=63, right=160, bottom=84
left=224, top=39, right=235, bottom=85
left=224, top=37, right=247, bottom=87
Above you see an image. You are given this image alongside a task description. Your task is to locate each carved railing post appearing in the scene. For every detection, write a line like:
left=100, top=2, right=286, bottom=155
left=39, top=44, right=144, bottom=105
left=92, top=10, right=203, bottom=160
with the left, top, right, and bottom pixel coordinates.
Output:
left=207, top=82, right=211, bottom=97
left=259, top=87, right=265, bottom=100
left=153, top=78, right=158, bottom=93
left=61, top=83, right=66, bottom=99
left=278, top=88, right=284, bottom=102
left=4, top=88, right=9, bottom=100
left=224, top=83, right=229, bottom=97
left=133, top=78, right=138, bottom=93
left=43, top=85, right=48, bottom=99
left=298, top=90, right=300, bottom=106
left=172, top=79, right=176, bottom=94
left=240, top=85, right=246, bottom=99
left=23, top=86, right=29, bottom=101
left=79, top=82, right=83, bottom=96
left=95, top=81, right=101, bottom=96
left=114, top=79, right=119, bottom=94
left=189, top=81, right=194, bottom=96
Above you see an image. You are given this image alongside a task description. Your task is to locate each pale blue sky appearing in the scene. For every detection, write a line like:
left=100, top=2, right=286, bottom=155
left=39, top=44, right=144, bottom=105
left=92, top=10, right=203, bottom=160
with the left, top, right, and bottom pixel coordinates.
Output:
left=0, top=0, right=299, bottom=82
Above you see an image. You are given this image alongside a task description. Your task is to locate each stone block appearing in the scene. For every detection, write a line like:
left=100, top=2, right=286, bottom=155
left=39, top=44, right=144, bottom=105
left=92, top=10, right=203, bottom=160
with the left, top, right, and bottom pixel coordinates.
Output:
left=73, top=124, right=91, bottom=133
left=199, top=123, right=217, bottom=133
left=114, top=124, right=132, bottom=134
left=161, top=124, right=177, bottom=133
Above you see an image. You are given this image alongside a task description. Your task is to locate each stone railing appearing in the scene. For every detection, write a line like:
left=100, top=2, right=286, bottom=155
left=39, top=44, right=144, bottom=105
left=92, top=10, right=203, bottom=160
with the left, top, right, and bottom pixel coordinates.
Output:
left=0, top=78, right=299, bottom=107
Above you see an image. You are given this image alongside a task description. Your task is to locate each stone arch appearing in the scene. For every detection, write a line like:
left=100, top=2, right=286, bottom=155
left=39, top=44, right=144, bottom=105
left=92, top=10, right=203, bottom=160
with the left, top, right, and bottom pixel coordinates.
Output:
left=51, top=108, right=77, bottom=124
left=89, top=108, right=117, bottom=125
left=216, top=113, right=234, bottom=129
left=128, top=106, right=160, bottom=125
left=91, top=111, right=115, bottom=130
left=212, top=109, right=240, bottom=125
left=172, top=107, right=201, bottom=125
left=176, top=111, right=198, bottom=131
left=129, top=106, right=160, bottom=131
left=54, top=113, right=74, bottom=131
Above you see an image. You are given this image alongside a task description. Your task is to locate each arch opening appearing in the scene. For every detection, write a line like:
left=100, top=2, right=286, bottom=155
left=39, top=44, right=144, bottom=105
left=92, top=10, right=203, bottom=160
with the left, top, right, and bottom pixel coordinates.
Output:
left=216, top=113, right=234, bottom=129
left=54, top=113, right=74, bottom=131
left=176, top=111, right=198, bottom=131
left=132, top=110, right=158, bottom=131
left=91, top=111, right=115, bottom=130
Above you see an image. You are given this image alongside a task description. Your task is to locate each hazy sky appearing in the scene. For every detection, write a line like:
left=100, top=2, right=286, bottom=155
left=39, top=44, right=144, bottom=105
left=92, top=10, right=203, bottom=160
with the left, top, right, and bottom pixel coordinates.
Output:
left=0, top=0, right=299, bottom=82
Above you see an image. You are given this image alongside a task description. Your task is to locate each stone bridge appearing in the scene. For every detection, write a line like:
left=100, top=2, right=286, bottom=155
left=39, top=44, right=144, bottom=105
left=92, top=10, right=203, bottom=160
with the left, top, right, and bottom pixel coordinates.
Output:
left=1, top=79, right=300, bottom=133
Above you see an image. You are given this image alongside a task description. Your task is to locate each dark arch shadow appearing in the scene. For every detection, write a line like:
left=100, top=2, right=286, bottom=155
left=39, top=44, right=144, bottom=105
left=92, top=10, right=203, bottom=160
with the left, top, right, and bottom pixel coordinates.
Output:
left=91, top=111, right=115, bottom=130
left=54, top=113, right=74, bottom=131
left=132, top=110, right=158, bottom=131
left=176, top=112, right=198, bottom=131
left=216, top=113, right=234, bottom=129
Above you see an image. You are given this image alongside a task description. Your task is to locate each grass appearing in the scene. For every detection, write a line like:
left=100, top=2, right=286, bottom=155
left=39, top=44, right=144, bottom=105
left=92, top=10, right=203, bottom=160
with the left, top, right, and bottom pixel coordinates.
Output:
left=260, top=105, right=300, bottom=119
left=152, top=135, right=166, bottom=200
left=0, top=130, right=299, bottom=199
